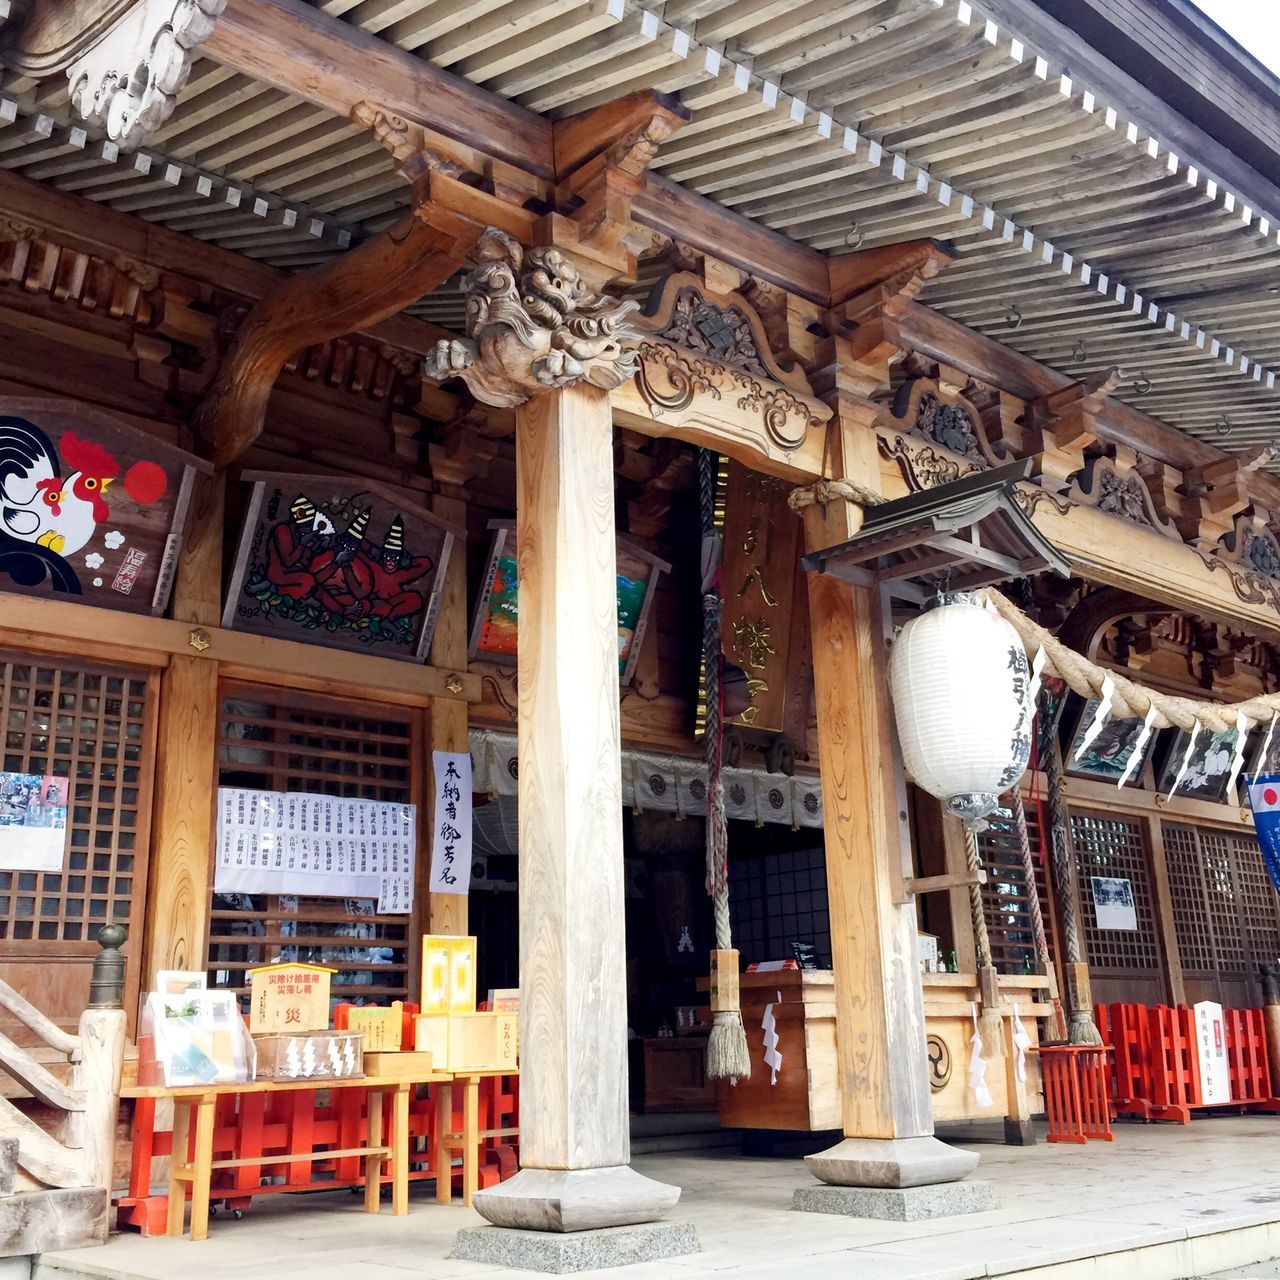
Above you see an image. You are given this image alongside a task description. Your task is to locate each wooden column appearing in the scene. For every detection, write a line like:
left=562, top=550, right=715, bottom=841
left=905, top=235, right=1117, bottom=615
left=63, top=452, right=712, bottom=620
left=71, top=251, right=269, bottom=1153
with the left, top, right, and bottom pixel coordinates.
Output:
left=471, top=383, right=678, bottom=1232
left=798, top=414, right=978, bottom=1191
left=143, top=472, right=223, bottom=980
left=1146, top=815, right=1187, bottom=1005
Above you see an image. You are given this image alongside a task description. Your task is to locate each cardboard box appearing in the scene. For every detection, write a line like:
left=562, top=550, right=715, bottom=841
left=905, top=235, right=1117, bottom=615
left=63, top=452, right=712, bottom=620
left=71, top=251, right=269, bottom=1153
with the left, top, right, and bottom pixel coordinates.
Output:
left=254, top=1030, right=364, bottom=1081
left=247, top=962, right=335, bottom=1033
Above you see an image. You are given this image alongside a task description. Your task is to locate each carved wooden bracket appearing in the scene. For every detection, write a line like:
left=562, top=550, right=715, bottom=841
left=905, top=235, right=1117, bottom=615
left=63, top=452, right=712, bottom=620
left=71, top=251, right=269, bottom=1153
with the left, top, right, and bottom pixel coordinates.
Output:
left=1178, top=443, right=1279, bottom=548
left=1018, top=367, right=1118, bottom=493
left=4, top=0, right=230, bottom=145
left=422, top=227, right=642, bottom=408
left=198, top=205, right=478, bottom=468
left=879, top=377, right=1005, bottom=469
left=1068, top=450, right=1182, bottom=541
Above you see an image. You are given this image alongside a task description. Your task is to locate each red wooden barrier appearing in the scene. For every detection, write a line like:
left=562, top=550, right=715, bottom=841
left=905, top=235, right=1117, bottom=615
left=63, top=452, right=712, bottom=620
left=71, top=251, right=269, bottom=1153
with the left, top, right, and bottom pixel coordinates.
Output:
left=1223, top=1007, right=1274, bottom=1105
left=1094, top=1003, right=1153, bottom=1120
left=1036, top=1045, right=1115, bottom=1143
left=1146, top=1004, right=1200, bottom=1123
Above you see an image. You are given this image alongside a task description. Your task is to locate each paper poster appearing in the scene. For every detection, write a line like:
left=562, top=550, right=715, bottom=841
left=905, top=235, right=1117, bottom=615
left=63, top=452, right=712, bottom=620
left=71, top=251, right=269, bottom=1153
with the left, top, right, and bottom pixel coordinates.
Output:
left=214, top=787, right=414, bottom=912
left=428, top=751, right=472, bottom=896
left=1091, top=876, right=1138, bottom=931
left=0, top=772, right=69, bottom=871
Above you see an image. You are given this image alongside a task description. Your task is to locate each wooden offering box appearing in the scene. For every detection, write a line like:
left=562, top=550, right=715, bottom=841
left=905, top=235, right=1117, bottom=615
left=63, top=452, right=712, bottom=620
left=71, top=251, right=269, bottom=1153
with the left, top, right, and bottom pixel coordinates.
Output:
left=248, top=962, right=334, bottom=1033
left=254, top=1030, right=364, bottom=1081
left=363, top=1049, right=434, bottom=1080
left=414, top=1012, right=518, bottom=1072
left=699, top=968, right=838, bottom=1131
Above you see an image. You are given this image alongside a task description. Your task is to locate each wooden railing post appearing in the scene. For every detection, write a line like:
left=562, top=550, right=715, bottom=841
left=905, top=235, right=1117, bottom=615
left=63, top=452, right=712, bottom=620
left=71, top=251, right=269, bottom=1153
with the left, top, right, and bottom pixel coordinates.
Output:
left=72, top=926, right=127, bottom=1191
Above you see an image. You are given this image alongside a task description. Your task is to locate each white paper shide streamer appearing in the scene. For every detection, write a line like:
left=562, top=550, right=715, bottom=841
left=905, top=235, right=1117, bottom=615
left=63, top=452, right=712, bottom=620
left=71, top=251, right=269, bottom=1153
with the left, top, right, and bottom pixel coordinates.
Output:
left=761, top=990, right=782, bottom=1085
left=1075, top=674, right=1116, bottom=763
left=1010, top=1001, right=1032, bottom=1083
left=1168, top=719, right=1203, bottom=800
left=968, top=1002, right=993, bottom=1107
left=1226, top=710, right=1253, bottom=798
left=1028, top=646, right=1048, bottom=708
left=1118, top=704, right=1158, bottom=790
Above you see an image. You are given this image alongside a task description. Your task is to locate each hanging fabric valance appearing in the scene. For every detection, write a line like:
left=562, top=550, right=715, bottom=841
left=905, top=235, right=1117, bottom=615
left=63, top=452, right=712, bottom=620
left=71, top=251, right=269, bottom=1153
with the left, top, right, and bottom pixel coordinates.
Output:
left=467, top=729, right=823, bottom=830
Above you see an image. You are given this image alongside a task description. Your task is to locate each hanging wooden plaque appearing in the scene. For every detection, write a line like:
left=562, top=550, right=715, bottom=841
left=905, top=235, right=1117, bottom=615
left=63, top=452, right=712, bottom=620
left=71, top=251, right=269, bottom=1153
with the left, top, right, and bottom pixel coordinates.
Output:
left=468, top=518, right=670, bottom=686
left=223, top=472, right=460, bottom=663
left=719, top=462, right=801, bottom=732
left=0, top=397, right=209, bottom=616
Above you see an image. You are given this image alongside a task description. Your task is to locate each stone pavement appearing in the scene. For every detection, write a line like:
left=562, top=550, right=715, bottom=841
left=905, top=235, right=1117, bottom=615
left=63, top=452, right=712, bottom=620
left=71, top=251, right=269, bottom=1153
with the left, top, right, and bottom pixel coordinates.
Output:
left=32, top=1116, right=1280, bottom=1280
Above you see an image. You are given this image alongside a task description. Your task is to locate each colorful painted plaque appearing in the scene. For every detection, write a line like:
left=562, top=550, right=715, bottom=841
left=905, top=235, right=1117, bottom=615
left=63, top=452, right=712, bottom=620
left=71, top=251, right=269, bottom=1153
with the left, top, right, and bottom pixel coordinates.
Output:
left=0, top=771, right=69, bottom=871
left=0, top=397, right=207, bottom=615
left=468, top=519, right=669, bottom=685
left=224, top=472, right=459, bottom=662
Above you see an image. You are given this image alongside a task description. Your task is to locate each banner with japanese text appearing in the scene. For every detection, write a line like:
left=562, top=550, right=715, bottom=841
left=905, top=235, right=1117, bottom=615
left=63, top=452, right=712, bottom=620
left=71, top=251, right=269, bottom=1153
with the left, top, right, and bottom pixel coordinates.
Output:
left=429, top=751, right=472, bottom=895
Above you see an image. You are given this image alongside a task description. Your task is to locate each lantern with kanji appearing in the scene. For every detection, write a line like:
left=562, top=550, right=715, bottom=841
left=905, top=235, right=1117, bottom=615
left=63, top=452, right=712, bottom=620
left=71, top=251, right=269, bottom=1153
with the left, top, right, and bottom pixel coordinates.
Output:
left=887, top=593, right=1032, bottom=824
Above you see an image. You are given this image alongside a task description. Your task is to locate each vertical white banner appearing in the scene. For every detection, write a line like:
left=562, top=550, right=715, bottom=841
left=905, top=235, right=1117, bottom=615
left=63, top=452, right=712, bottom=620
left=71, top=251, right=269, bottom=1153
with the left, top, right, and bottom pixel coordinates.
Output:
left=429, top=751, right=473, bottom=896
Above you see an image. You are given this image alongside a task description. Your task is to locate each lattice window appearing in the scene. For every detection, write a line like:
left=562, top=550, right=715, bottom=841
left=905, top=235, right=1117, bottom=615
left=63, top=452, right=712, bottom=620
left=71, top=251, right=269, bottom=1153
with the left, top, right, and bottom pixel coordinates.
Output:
left=1071, top=810, right=1160, bottom=971
left=1163, top=823, right=1217, bottom=975
left=1164, top=822, right=1280, bottom=982
left=1197, top=829, right=1246, bottom=973
left=1232, top=832, right=1280, bottom=973
left=207, top=682, right=417, bottom=1007
left=729, top=843, right=831, bottom=968
left=978, top=801, right=1055, bottom=974
left=0, top=652, right=157, bottom=1023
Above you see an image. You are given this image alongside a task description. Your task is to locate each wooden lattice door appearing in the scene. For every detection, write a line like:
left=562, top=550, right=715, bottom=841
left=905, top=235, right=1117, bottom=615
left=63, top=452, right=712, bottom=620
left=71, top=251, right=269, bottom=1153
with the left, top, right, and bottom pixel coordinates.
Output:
left=0, top=651, right=158, bottom=1037
left=207, top=681, right=421, bottom=1010
left=1069, top=809, right=1166, bottom=1004
left=1164, top=822, right=1280, bottom=1007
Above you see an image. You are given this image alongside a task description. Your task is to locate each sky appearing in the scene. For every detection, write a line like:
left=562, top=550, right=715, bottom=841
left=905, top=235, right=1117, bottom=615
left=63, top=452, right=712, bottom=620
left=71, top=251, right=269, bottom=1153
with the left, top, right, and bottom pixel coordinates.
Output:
left=1190, top=0, right=1280, bottom=77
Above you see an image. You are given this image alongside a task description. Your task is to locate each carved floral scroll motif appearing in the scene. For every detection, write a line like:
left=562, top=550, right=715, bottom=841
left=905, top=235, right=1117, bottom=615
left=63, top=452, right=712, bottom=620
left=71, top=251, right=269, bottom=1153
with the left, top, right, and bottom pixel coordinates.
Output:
left=1068, top=455, right=1181, bottom=541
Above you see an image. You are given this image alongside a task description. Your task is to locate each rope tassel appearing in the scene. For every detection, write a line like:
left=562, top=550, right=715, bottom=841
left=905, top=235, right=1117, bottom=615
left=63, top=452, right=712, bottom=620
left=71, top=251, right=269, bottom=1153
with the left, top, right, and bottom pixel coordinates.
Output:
left=698, top=449, right=750, bottom=1082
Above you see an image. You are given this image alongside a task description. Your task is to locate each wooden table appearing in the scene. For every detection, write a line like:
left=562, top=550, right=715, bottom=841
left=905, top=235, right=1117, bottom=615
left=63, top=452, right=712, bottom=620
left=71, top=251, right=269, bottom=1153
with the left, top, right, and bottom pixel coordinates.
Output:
left=431, top=1069, right=516, bottom=1208
left=123, top=1072, right=453, bottom=1241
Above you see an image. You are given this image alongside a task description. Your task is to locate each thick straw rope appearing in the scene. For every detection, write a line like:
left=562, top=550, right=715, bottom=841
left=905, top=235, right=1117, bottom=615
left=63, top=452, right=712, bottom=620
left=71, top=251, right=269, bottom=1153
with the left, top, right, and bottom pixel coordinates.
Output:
left=986, top=588, right=1272, bottom=733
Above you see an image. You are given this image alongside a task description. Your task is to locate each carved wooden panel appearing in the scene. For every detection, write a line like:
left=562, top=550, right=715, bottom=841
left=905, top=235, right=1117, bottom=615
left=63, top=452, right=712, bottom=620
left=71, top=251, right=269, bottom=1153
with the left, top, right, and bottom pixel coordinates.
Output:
left=1068, top=455, right=1182, bottom=541
left=883, top=378, right=1006, bottom=470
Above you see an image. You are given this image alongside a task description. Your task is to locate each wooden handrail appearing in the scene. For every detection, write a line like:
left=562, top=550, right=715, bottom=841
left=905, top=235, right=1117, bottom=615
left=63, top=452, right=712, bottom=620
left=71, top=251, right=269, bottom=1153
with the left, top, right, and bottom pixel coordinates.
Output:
left=0, top=1029, right=85, bottom=1112
left=0, top=978, right=80, bottom=1058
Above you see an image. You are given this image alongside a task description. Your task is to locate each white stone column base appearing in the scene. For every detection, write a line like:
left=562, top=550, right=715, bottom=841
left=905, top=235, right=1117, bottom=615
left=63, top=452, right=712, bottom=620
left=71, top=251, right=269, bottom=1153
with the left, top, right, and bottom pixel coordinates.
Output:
left=471, top=1165, right=682, bottom=1233
left=803, top=1135, right=980, bottom=1188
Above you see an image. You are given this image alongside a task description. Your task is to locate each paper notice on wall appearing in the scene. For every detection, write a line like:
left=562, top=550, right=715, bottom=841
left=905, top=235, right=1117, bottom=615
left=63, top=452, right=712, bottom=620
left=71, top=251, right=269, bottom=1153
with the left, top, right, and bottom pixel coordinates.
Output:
left=214, top=787, right=415, bottom=912
left=0, top=771, right=69, bottom=871
left=428, top=751, right=472, bottom=896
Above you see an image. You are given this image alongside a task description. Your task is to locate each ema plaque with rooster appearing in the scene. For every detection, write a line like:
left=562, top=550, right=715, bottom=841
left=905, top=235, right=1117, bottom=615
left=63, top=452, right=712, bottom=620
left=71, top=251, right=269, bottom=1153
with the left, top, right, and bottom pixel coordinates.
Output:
left=224, top=473, right=459, bottom=663
left=0, top=398, right=207, bottom=616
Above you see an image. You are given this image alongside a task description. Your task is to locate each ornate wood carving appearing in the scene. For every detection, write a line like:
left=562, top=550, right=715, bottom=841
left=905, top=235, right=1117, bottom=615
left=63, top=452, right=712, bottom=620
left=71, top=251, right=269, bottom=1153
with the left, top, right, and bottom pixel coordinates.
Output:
left=423, top=228, right=641, bottom=408
left=31, top=0, right=230, bottom=145
left=881, top=377, right=1005, bottom=469
left=1222, top=508, right=1280, bottom=583
left=1068, top=453, right=1181, bottom=541
left=875, top=432, right=983, bottom=493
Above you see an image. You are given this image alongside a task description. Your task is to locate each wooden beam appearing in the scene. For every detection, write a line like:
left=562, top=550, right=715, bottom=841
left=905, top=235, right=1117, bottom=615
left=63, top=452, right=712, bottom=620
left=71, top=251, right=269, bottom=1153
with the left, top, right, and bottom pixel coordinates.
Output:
left=0, top=595, right=480, bottom=705
left=204, top=0, right=553, bottom=178
left=198, top=210, right=477, bottom=468
left=553, top=90, right=691, bottom=181
left=0, top=169, right=447, bottom=357
left=197, top=0, right=829, bottom=301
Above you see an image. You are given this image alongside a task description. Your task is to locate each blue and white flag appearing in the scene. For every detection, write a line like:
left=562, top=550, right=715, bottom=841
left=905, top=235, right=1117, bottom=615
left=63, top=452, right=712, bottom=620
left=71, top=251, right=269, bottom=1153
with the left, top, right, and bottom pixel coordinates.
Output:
left=1246, top=774, right=1280, bottom=894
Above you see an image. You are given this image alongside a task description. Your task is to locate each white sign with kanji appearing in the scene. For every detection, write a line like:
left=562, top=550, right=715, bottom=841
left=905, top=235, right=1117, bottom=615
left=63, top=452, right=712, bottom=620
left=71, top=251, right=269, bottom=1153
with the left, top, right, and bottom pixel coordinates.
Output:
left=428, top=751, right=472, bottom=896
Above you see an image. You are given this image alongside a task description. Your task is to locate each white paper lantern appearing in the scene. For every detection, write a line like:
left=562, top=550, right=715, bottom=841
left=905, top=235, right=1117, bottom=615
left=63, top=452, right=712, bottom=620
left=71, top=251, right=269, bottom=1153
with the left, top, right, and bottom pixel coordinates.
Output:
left=888, top=593, right=1033, bottom=823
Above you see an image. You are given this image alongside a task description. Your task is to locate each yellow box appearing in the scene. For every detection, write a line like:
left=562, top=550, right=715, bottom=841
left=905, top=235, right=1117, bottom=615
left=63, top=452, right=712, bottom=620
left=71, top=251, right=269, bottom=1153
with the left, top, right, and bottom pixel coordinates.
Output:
left=413, top=1011, right=518, bottom=1073
left=345, top=1003, right=403, bottom=1051
left=247, top=962, right=334, bottom=1034
left=420, top=936, right=476, bottom=1014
